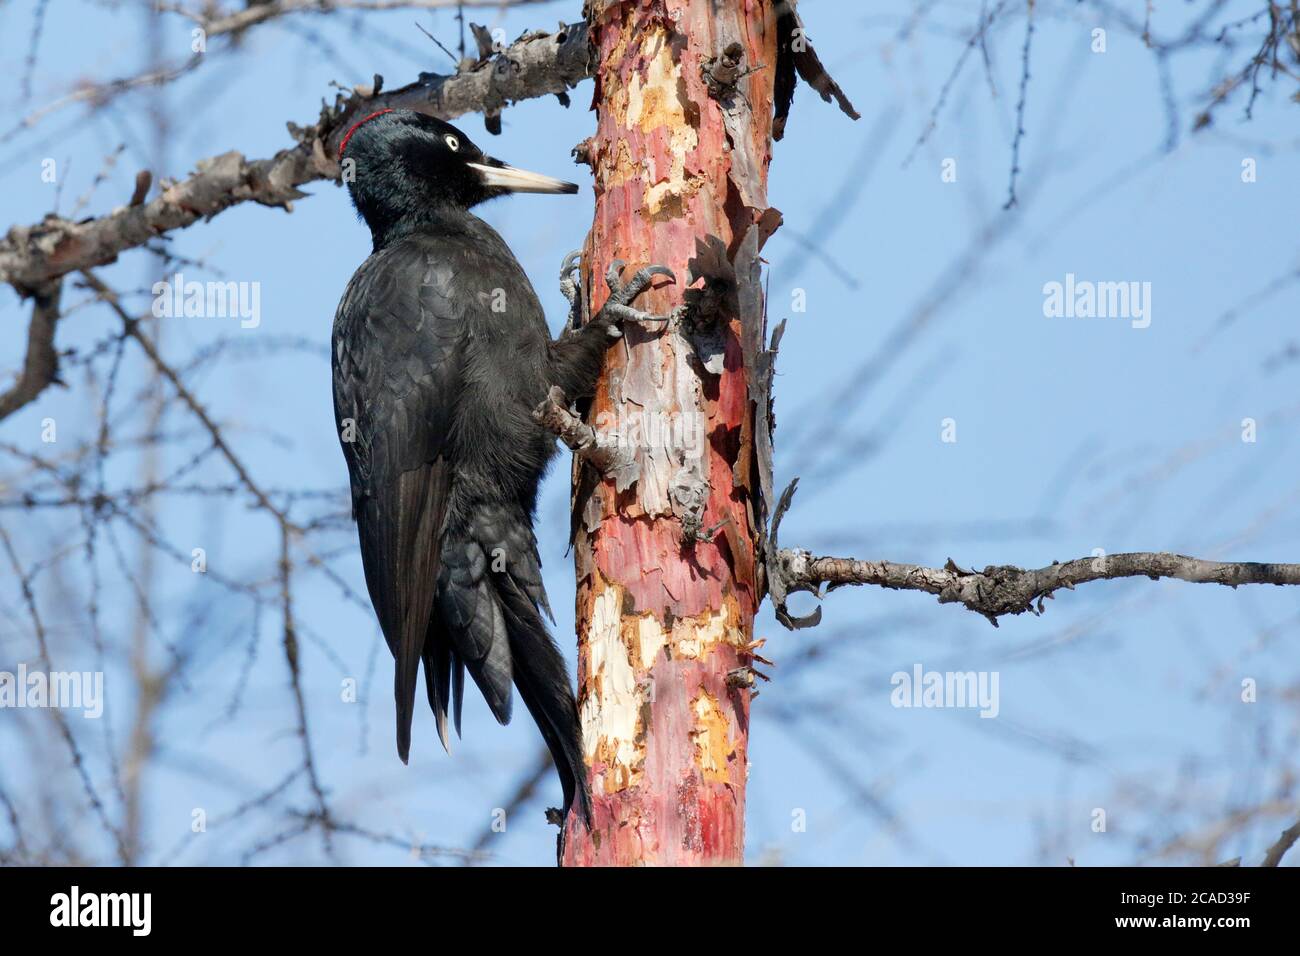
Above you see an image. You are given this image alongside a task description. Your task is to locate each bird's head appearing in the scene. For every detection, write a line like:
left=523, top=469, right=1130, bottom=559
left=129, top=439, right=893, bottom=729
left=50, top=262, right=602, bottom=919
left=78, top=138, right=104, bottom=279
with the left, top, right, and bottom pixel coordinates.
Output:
left=337, top=109, right=577, bottom=241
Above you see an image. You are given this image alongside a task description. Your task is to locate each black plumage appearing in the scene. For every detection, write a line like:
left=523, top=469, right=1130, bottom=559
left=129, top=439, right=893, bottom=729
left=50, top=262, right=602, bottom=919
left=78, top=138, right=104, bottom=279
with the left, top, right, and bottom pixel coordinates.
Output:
left=330, top=109, right=667, bottom=829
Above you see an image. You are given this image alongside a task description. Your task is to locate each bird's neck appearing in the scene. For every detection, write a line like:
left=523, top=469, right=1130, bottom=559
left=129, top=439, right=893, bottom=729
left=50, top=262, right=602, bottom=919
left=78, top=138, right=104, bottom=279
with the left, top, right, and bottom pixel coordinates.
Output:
left=368, top=203, right=478, bottom=252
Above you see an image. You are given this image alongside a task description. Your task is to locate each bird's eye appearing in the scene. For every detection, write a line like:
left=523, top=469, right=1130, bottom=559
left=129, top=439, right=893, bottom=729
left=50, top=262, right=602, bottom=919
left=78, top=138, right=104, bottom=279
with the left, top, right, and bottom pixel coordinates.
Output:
left=444, top=135, right=460, bottom=151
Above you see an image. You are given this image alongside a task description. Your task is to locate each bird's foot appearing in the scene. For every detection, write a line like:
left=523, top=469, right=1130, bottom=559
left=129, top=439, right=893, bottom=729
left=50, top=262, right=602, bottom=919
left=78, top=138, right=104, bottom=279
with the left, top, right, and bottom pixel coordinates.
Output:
left=604, top=259, right=675, bottom=316
left=598, top=260, right=677, bottom=336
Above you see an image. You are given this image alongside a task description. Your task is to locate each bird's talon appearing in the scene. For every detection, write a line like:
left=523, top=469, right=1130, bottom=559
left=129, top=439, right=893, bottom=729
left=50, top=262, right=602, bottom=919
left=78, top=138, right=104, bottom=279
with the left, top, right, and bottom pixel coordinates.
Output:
left=619, top=264, right=676, bottom=304
left=604, top=259, right=628, bottom=294
left=606, top=303, right=672, bottom=325
left=604, top=263, right=676, bottom=306
left=560, top=250, right=583, bottom=278
left=559, top=250, right=583, bottom=307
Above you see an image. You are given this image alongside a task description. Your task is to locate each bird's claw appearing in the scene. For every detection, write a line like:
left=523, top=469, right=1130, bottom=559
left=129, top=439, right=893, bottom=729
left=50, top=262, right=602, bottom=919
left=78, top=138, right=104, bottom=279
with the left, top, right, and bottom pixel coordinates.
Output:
left=560, top=253, right=676, bottom=326
left=561, top=250, right=583, bottom=275
left=604, top=302, right=663, bottom=325
left=602, top=260, right=676, bottom=323
left=558, top=249, right=583, bottom=307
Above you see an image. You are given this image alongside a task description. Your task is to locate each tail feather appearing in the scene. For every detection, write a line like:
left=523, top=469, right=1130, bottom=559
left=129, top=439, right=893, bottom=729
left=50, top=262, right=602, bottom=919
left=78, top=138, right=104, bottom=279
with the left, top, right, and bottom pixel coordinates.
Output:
left=394, top=612, right=426, bottom=763
left=497, top=579, right=592, bottom=828
left=423, top=633, right=453, bottom=752
left=433, top=505, right=589, bottom=829
left=452, top=652, right=465, bottom=738
left=438, top=539, right=514, bottom=724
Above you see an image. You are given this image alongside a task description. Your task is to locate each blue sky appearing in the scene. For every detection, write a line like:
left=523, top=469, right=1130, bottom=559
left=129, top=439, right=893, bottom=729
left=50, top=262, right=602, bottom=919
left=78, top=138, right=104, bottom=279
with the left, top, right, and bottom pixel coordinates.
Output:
left=1, top=0, right=1298, bottom=865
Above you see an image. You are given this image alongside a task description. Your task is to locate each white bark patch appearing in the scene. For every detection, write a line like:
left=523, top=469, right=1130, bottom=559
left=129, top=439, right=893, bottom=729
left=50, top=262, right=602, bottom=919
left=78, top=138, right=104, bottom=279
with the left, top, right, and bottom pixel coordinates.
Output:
left=635, top=614, right=669, bottom=670
left=578, top=593, right=746, bottom=794
left=580, top=586, right=644, bottom=791
left=633, top=604, right=744, bottom=668
left=619, top=329, right=707, bottom=519
left=671, top=606, right=737, bottom=659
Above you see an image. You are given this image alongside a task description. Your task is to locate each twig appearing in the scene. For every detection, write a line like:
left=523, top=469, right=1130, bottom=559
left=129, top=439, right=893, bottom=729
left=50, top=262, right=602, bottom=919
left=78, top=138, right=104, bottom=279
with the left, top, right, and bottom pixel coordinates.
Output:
left=279, top=524, right=335, bottom=858
left=468, top=747, right=554, bottom=857
left=78, top=271, right=293, bottom=525
left=1003, top=0, right=1035, bottom=209
left=0, top=523, right=131, bottom=862
left=0, top=279, right=63, bottom=421
left=1261, top=817, right=1300, bottom=866
left=904, top=0, right=1011, bottom=165
left=78, top=270, right=342, bottom=857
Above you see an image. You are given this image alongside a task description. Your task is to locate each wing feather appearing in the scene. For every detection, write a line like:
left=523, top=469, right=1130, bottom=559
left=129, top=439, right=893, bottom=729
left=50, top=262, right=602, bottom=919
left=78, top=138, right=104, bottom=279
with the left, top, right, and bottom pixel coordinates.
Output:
left=332, top=239, right=462, bottom=761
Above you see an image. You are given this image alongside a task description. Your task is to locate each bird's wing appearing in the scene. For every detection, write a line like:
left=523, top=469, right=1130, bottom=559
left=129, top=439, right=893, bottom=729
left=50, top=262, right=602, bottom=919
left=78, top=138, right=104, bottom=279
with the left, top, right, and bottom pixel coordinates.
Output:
left=332, top=236, right=464, bottom=761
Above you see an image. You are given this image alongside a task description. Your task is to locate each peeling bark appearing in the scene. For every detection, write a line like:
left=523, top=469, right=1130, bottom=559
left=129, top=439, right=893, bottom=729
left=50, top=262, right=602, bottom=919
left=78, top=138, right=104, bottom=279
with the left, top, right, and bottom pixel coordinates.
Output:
left=562, top=0, right=779, bottom=867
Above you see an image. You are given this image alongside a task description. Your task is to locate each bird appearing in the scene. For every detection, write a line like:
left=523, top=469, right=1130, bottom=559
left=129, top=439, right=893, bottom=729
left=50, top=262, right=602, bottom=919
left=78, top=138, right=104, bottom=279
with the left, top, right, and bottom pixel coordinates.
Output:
left=330, top=108, right=670, bottom=831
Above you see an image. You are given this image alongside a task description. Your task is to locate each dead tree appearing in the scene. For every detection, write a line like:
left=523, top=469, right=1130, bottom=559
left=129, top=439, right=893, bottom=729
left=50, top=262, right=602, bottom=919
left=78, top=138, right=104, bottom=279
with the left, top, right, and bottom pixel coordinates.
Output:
left=548, top=0, right=854, bottom=866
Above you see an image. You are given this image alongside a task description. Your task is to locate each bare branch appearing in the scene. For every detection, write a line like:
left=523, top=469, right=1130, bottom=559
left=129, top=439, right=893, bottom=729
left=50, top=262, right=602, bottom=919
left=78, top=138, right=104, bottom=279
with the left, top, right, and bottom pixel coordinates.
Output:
left=1003, top=0, right=1036, bottom=209
left=278, top=525, right=334, bottom=858
left=1261, top=817, right=1300, bottom=866
left=15, top=53, right=206, bottom=134
left=0, top=281, right=63, bottom=422
left=167, top=0, right=552, bottom=38
left=16, top=1, right=557, bottom=130
left=1193, top=1, right=1300, bottom=129
left=0, top=20, right=591, bottom=291
left=776, top=547, right=1300, bottom=627
left=77, top=271, right=293, bottom=526
left=467, top=747, right=554, bottom=857
left=0, top=523, right=130, bottom=862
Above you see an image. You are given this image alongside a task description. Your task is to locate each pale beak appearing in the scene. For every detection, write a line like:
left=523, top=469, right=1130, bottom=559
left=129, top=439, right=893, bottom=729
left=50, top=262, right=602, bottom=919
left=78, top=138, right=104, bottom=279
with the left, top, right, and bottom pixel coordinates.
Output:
left=468, top=161, right=578, bottom=195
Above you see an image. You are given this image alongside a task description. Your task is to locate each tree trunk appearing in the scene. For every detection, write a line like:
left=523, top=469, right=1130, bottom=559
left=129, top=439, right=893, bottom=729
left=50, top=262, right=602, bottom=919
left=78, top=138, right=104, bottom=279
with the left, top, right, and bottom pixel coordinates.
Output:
left=562, top=0, right=779, bottom=867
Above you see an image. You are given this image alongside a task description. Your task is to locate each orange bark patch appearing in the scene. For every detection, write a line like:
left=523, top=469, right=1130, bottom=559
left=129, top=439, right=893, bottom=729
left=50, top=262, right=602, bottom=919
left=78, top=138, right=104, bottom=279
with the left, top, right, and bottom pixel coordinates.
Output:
left=623, top=25, right=702, bottom=220
left=690, top=690, right=733, bottom=784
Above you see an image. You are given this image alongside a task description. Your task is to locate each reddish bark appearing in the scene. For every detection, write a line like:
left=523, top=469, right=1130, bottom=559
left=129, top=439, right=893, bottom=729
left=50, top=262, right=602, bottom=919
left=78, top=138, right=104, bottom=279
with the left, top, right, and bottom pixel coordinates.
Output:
left=562, top=0, right=778, bottom=866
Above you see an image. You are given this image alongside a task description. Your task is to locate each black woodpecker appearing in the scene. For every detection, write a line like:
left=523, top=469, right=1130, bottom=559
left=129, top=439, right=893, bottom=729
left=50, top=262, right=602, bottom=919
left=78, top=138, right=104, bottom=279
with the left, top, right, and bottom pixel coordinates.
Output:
left=331, top=108, right=669, bottom=829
